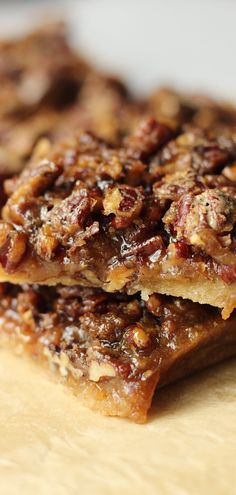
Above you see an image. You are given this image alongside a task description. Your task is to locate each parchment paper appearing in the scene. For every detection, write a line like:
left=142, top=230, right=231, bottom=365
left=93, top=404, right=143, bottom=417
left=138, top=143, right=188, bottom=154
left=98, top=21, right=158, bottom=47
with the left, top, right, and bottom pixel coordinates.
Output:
left=0, top=349, right=236, bottom=495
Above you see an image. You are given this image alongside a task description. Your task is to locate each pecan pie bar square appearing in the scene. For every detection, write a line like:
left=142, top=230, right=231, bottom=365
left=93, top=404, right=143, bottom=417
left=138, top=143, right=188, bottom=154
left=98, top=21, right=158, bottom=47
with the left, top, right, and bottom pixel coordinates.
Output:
left=0, top=284, right=236, bottom=422
left=1, top=120, right=236, bottom=316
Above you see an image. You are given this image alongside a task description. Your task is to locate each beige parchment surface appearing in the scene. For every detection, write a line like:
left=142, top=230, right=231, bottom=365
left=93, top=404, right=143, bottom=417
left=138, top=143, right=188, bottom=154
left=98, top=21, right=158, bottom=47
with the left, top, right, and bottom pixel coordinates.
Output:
left=0, top=349, right=236, bottom=495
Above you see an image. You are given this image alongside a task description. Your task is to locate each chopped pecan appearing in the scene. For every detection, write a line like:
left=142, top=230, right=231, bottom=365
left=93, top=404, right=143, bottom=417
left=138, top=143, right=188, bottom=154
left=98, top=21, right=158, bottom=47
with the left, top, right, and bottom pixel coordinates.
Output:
left=103, top=185, right=144, bottom=229
left=181, top=189, right=236, bottom=234
left=164, top=189, right=236, bottom=265
left=151, top=129, right=234, bottom=178
left=145, top=294, right=164, bottom=316
left=36, top=188, right=98, bottom=260
left=129, top=325, right=151, bottom=349
left=88, top=361, right=116, bottom=382
left=222, top=164, right=236, bottom=182
left=125, top=118, right=173, bottom=160
left=122, top=323, right=156, bottom=356
left=0, top=222, right=27, bottom=271
left=3, top=160, right=62, bottom=225
left=153, top=170, right=204, bottom=202
left=191, top=144, right=233, bottom=174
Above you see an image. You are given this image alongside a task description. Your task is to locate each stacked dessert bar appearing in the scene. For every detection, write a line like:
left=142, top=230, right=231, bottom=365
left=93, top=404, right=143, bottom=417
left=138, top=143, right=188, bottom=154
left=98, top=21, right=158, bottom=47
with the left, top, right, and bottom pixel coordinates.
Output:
left=0, top=22, right=236, bottom=422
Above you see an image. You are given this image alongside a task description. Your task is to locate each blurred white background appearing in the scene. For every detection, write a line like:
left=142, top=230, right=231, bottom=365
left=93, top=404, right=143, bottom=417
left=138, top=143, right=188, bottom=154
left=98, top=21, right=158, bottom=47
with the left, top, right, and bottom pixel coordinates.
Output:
left=0, top=0, right=235, bottom=100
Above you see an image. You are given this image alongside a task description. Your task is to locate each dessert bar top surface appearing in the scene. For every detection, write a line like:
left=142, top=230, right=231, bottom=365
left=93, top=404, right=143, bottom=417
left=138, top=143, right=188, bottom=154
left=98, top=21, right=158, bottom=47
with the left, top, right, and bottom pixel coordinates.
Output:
left=0, top=120, right=236, bottom=314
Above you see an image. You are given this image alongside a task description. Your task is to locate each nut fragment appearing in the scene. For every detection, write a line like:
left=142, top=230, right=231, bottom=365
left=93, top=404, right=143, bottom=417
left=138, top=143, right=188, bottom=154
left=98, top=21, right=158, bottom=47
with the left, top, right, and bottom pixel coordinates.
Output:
left=88, top=360, right=116, bottom=382
left=103, top=187, right=122, bottom=215
left=222, top=164, right=236, bottom=181
left=3, top=160, right=62, bottom=225
left=0, top=222, right=27, bottom=271
left=125, top=324, right=151, bottom=350
left=132, top=326, right=150, bottom=349
left=146, top=294, right=163, bottom=315
left=36, top=189, right=98, bottom=260
left=125, top=118, right=173, bottom=160
left=103, top=185, right=143, bottom=229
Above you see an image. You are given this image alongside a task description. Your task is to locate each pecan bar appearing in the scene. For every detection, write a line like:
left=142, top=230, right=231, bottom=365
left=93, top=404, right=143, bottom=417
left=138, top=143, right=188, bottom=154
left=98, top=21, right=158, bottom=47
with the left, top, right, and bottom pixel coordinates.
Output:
left=0, top=21, right=90, bottom=176
left=0, top=72, right=142, bottom=176
left=1, top=22, right=236, bottom=178
left=1, top=284, right=236, bottom=422
left=1, top=120, right=236, bottom=316
left=0, top=21, right=88, bottom=118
